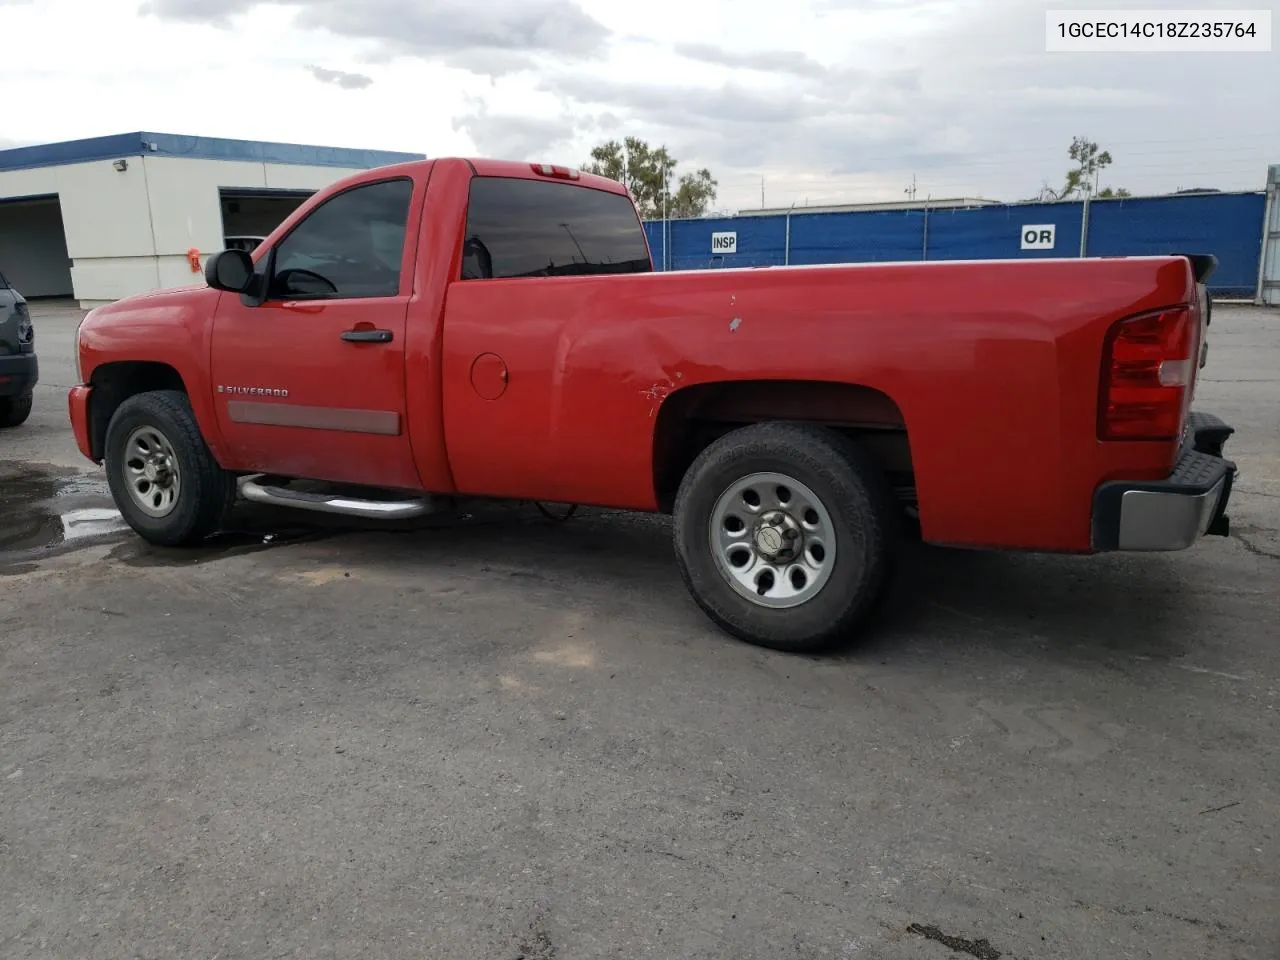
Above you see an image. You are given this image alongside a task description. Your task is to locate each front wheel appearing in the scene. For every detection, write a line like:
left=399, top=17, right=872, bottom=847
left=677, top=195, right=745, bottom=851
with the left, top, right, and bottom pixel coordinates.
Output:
left=672, top=422, right=898, bottom=654
left=104, top=390, right=236, bottom=546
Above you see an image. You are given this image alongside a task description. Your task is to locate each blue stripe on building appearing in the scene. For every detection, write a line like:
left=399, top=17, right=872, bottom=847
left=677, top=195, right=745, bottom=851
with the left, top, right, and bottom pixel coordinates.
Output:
left=0, top=132, right=424, bottom=173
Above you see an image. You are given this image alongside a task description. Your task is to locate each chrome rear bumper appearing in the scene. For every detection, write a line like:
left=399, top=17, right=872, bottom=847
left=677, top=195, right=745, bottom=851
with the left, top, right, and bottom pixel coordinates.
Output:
left=1091, top=413, right=1236, bottom=552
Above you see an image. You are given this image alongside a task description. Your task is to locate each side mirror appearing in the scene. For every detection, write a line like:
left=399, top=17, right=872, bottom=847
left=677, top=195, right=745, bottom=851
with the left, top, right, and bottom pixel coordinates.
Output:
left=205, top=248, right=254, bottom=293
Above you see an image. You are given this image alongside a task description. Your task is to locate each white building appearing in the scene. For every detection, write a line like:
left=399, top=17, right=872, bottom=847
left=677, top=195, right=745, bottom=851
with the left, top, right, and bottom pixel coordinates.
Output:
left=0, top=132, right=423, bottom=307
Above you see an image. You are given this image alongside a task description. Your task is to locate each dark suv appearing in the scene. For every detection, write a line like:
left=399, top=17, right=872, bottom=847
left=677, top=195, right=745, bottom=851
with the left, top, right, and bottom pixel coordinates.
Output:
left=0, top=269, right=37, bottom=428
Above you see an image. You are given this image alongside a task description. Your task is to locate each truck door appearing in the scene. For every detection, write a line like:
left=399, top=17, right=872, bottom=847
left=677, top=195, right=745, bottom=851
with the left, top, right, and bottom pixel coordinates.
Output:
left=209, top=174, right=426, bottom=490
left=441, top=173, right=653, bottom=504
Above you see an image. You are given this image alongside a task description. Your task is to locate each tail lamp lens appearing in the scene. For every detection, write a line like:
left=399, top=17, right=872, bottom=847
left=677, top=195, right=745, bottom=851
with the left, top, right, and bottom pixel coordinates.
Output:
left=1099, top=307, right=1194, bottom=441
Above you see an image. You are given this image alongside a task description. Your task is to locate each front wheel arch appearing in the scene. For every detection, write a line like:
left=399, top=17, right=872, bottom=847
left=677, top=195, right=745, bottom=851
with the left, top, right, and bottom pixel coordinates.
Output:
left=88, top=361, right=189, bottom=460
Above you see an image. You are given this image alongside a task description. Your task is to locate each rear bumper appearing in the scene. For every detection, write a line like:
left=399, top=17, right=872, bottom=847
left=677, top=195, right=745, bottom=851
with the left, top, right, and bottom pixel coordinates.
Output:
left=0, top=352, right=38, bottom=397
left=1091, top=412, right=1236, bottom=552
left=67, top=384, right=96, bottom=461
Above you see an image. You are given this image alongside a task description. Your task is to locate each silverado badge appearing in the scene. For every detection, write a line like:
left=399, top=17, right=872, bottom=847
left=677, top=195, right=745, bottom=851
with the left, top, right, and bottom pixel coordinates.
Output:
left=217, top=385, right=289, bottom=397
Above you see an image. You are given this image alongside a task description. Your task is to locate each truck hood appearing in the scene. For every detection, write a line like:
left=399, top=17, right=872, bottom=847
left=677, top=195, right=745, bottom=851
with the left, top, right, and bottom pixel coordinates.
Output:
left=77, top=282, right=220, bottom=382
left=91, top=282, right=211, bottom=315
left=82, top=283, right=217, bottom=334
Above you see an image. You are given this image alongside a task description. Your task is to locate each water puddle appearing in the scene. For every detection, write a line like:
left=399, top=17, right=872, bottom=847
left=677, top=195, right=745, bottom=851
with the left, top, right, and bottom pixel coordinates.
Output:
left=0, top=461, right=127, bottom=567
left=2, top=460, right=568, bottom=572
left=0, top=461, right=345, bottom=571
left=0, top=460, right=414, bottom=572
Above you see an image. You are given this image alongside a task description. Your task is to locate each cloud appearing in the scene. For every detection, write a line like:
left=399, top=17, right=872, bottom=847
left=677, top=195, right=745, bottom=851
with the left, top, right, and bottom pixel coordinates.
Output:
left=811, top=0, right=957, bottom=6
left=136, top=0, right=255, bottom=28
left=672, top=42, right=830, bottom=80
left=451, top=99, right=577, bottom=160
left=450, top=95, right=625, bottom=161
left=139, top=0, right=611, bottom=77
left=32, top=0, right=1277, bottom=210
left=306, top=64, right=373, bottom=89
left=1008, top=86, right=1169, bottom=108
left=541, top=74, right=838, bottom=127
left=523, top=0, right=1277, bottom=206
left=532, top=66, right=940, bottom=176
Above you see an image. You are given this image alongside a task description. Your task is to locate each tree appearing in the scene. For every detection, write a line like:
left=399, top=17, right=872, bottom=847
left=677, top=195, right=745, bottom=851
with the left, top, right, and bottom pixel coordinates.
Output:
left=1035, top=136, right=1128, bottom=201
left=583, top=137, right=718, bottom=219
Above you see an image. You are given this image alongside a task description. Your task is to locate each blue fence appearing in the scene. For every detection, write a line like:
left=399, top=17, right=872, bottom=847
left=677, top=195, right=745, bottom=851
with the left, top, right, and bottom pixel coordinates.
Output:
left=643, top=191, right=1266, bottom=296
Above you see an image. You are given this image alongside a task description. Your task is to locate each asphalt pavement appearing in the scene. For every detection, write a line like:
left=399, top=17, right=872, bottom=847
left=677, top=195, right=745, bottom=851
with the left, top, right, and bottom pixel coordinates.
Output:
left=1, top=300, right=1277, bottom=960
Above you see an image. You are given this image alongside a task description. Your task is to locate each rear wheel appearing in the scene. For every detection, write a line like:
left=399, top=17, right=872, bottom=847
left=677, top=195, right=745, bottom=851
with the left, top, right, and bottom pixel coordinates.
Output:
left=0, top=392, right=33, bottom=428
left=673, top=422, right=898, bottom=654
left=104, top=390, right=236, bottom=546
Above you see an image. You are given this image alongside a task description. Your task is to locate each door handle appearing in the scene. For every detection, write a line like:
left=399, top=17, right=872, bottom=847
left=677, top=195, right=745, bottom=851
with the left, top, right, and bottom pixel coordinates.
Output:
left=341, top=328, right=393, bottom=343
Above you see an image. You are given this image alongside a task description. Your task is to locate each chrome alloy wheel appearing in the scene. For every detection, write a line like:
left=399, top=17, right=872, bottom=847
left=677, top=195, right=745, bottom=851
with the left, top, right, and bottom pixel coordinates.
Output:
left=122, top=425, right=182, bottom=518
left=709, top=471, right=837, bottom=608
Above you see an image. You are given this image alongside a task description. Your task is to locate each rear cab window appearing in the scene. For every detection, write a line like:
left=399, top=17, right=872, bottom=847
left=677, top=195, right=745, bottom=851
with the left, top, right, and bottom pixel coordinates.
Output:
left=460, top=177, right=652, bottom=280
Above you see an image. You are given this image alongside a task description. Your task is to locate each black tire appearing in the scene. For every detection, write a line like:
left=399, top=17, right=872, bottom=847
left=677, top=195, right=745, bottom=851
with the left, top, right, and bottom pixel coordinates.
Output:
left=0, top=392, right=33, bottom=428
left=672, top=422, right=899, bottom=654
left=104, top=389, right=236, bottom=546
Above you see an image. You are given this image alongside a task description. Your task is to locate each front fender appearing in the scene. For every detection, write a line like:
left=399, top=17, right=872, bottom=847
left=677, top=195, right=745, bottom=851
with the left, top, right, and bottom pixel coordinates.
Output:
left=78, top=287, right=228, bottom=465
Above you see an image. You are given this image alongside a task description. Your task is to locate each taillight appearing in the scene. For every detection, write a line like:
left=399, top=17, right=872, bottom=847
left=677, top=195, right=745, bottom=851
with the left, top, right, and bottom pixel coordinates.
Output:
left=1099, top=306, right=1194, bottom=441
left=16, top=302, right=34, bottom=354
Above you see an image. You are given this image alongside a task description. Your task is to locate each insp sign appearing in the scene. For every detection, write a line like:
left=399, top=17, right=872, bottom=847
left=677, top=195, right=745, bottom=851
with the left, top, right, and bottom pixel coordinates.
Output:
left=1020, top=224, right=1056, bottom=250
left=711, top=231, right=738, bottom=255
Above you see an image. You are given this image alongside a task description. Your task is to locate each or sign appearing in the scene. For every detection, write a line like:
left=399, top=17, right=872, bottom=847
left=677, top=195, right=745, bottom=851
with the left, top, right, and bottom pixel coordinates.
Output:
left=711, top=231, right=738, bottom=254
left=1020, top=224, right=1056, bottom=250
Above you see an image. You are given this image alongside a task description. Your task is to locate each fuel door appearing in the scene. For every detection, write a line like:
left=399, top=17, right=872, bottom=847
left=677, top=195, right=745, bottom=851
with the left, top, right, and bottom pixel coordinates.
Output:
left=469, top=352, right=509, bottom=400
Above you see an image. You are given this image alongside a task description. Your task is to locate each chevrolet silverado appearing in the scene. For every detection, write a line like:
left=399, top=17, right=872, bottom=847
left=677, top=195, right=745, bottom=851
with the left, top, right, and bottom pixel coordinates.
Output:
left=67, top=158, right=1236, bottom=652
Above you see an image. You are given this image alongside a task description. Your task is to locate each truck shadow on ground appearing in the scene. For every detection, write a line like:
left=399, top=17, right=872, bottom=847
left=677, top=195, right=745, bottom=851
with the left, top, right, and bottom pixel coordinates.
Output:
left=170, top=500, right=1211, bottom=667
left=2, top=460, right=1221, bottom=668
left=861, top=543, right=1206, bottom=665
left=420, top=504, right=1211, bottom=667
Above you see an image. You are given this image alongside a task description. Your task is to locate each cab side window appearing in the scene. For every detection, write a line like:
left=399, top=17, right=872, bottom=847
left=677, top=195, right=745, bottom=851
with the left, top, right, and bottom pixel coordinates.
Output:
left=268, top=178, right=413, bottom=300
left=460, top=177, right=652, bottom=280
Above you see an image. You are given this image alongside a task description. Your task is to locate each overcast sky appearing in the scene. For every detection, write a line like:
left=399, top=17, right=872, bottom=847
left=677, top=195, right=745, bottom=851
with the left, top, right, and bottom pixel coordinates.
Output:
left=1, top=0, right=1276, bottom=212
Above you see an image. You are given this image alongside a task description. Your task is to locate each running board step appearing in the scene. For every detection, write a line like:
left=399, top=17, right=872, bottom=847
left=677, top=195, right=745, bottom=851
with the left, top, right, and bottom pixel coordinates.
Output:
left=238, top=475, right=438, bottom=519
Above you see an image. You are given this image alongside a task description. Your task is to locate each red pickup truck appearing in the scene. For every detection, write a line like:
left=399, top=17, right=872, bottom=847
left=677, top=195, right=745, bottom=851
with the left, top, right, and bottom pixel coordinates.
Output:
left=68, top=157, right=1236, bottom=652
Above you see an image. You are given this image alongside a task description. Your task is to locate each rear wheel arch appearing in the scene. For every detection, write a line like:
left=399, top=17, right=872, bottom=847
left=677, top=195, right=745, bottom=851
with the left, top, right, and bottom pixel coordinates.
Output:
left=651, top=379, right=915, bottom=513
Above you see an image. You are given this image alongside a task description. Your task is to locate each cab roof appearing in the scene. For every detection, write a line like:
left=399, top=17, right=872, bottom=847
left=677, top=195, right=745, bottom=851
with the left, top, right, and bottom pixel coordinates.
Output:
left=348, top=157, right=628, bottom=197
